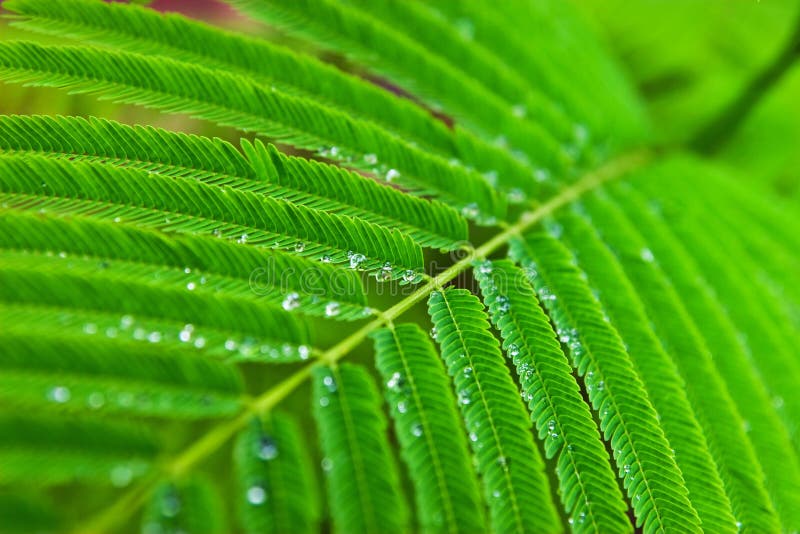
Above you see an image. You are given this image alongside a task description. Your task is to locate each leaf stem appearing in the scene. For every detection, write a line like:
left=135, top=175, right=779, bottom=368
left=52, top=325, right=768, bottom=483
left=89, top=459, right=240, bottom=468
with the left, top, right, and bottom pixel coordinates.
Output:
left=76, top=148, right=651, bottom=534
left=691, top=9, right=800, bottom=153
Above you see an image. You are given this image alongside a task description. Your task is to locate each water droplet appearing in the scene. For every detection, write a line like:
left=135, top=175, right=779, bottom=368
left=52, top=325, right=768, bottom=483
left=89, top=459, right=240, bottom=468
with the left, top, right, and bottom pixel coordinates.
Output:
left=147, top=331, right=161, bottom=343
left=321, top=255, right=332, bottom=263
left=49, top=386, right=71, bottom=403
left=257, top=437, right=278, bottom=460
left=321, top=458, right=334, bottom=472
left=429, top=327, right=438, bottom=340
left=497, top=456, right=507, bottom=466
left=186, top=282, right=196, bottom=291
left=511, top=104, right=527, bottom=118
left=323, top=375, right=337, bottom=392
left=397, top=401, right=408, bottom=414
left=247, top=485, right=267, bottom=505
left=623, top=464, right=631, bottom=474
left=402, top=269, right=417, bottom=283
left=194, top=336, right=207, bottom=348
left=774, top=396, right=785, bottom=409
left=533, top=168, right=551, bottom=182
left=224, top=339, right=238, bottom=352
left=298, top=345, right=311, bottom=360
left=376, top=262, right=392, bottom=282
left=508, top=344, right=520, bottom=357
left=492, top=489, right=501, bottom=498
left=237, top=233, right=249, bottom=244
left=325, top=301, right=341, bottom=317
left=87, top=392, right=105, bottom=409
left=348, top=252, right=366, bottom=270
left=463, top=366, right=473, bottom=377
left=411, top=423, right=423, bottom=437
left=364, top=153, right=378, bottom=165
left=640, top=248, right=655, bottom=262
left=83, top=323, right=98, bottom=335
left=455, top=18, right=474, bottom=40
left=385, top=169, right=400, bottom=182
left=179, top=325, right=193, bottom=342
left=212, top=228, right=222, bottom=237
left=386, top=372, right=404, bottom=392
left=461, top=203, right=479, bottom=218
left=458, top=391, right=471, bottom=405
left=110, top=465, right=133, bottom=487
left=469, top=431, right=478, bottom=442
left=319, top=396, right=330, bottom=407
left=483, top=170, right=498, bottom=186
left=282, top=292, right=300, bottom=311
left=568, top=517, right=575, bottom=525
left=120, top=315, right=134, bottom=329
left=478, top=261, right=493, bottom=275
left=495, top=295, right=510, bottom=313
left=113, top=217, right=121, bottom=223
left=183, top=267, right=192, bottom=274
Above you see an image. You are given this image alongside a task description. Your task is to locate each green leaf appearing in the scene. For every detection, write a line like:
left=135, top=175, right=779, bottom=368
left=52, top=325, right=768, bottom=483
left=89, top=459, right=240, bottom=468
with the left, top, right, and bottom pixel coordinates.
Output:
left=474, top=259, right=631, bottom=533
left=0, top=208, right=367, bottom=322
left=0, top=328, right=244, bottom=419
left=579, top=189, right=781, bottom=531
left=142, top=477, right=226, bottom=534
left=371, top=323, right=487, bottom=533
left=0, top=413, right=158, bottom=486
left=312, top=364, right=409, bottom=534
left=0, top=41, right=506, bottom=220
left=233, top=414, right=320, bottom=534
left=427, top=288, right=561, bottom=534
left=0, top=154, right=424, bottom=278
left=509, top=232, right=703, bottom=533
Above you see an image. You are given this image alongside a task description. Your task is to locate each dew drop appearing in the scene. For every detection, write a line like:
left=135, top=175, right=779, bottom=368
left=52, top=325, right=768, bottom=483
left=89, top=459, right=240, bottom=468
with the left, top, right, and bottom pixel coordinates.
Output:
left=640, top=248, right=655, bottom=263
left=194, top=336, right=207, bottom=349
left=508, top=344, right=520, bottom=357
left=364, top=153, right=378, bottom=165
left=186, top=282, right=196, bottom=291
left=385, top=169, right=400, bottom=182
left=319, top=396, right=330, bottom=407
left=49, top=386, right=71, bottom=403
left=294, top=242, right=306, bottom=253
left=257, top=437, right=278, bottom=460
left=511, top=104, right=527, bottom=118
left=348, top=252, right=366, bottom=270
left=386, top=372, right=404, bottom=392
left=321, top=458, right=334, bottom=472
left=495, top=295, right=510, bottom=313
left=110, top=465, right=134, bottom=487
left=323, top=375, right=337, bottom=393
left=469, top=431, right=478, bottom=442
left=147, top=331, right=161, bottom=343
left=429, top=327, right=438, bottom=340
left=120, top=315, right=134, bottom=329
left=458, top=391, right=471, bottom=405
left=87, top=392, right=105, bottom=409
left=325, top=301, right=341, bottom=317
left=623, top=464, right=631, bottom=474
left=282, top=292, right=300, bottom=311
left=478, top=260, right=493, bottom=275
left=225, top=339, right=238, bottom=351
left=298, top=345, right=311, bottom=360
left=411, top=423, right=423, bottom=437
left=507, top=188, right=526, bottom=203
left=461, top=203, right=479, bottom=219
left=321, top=255, right=332, bottom=263
left=402, top=269, right=417, bottom=283
left=397, top=401, right=408, bottom=414
left=463, top=366, right=473, bottom=377
left=83, top=322, right=98, bottom=335
left=237, top=233, right=249, bottom=244
left=247, top=485, right=267, bottom=506
left=492, top=489, right=501, bottom=498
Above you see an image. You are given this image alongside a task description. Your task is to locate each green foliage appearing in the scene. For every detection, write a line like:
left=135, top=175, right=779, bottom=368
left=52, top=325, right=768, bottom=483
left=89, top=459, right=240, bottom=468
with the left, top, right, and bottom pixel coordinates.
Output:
left=0, top=0, right=798, bottom=533
left=233, top=414, right=320, bottom=534
left=312, top=364, right=408, bottom=534
left=371, top=324, right=486, bottom=533
left=427, top=288, right=560, bottom=534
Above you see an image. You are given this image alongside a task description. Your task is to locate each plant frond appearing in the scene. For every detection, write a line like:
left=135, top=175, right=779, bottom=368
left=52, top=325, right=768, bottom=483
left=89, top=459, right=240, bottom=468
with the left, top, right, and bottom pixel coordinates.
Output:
left=0, top=328, right=244, bottom=419
left=0, top=413, right=157, bottom=485
left=371, top=323, right=487, bottom=534
left=224, top=0, right=569, bottom=172
left=233, top=414, right=321, bottom=534
left=509, top=232, right=703, bottom=533
left=580, top=190, right=780, bottom=531
left=0, top=492, right=60, bottom=533
left=142, top=477, right=225, bottom=534
left=0, top=209, right=368, bottom=321
left=474, top=259, right=631, bottom=533
left=0, top=154, right=424, bottom=278
left=515, top=222, right=741, bottom=532
left=427, top=288, right=561, bottom=534
left=623, top=162, right=800, bottom=529
left=3, top=0, right=541, bottom=199
left=312, top=364, right=409, bottom=534
left=0, top=41, right=506, bottom=220
left=0, top=115, right=468, bottom=251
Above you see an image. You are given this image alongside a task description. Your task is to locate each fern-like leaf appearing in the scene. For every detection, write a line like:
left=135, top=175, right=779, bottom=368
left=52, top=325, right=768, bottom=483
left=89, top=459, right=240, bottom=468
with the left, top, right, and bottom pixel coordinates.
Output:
left=142, top=477, right=225, bottom=534
left=371, top=323, right=487, bottom=533
left=233, top=414, right=320, bottom=534
left=0, top=42, right=505, bottom=220
left=0, top=155, right=424, bottom=278
left=474, top=259, right=631, bottom=533
left=312, top=364, right=409, bottom=534
left=427, top=287, right=561, bottom=534
left=509, top=232, right=703, bottom=533
left=0, top=414, right=157, bottom=486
